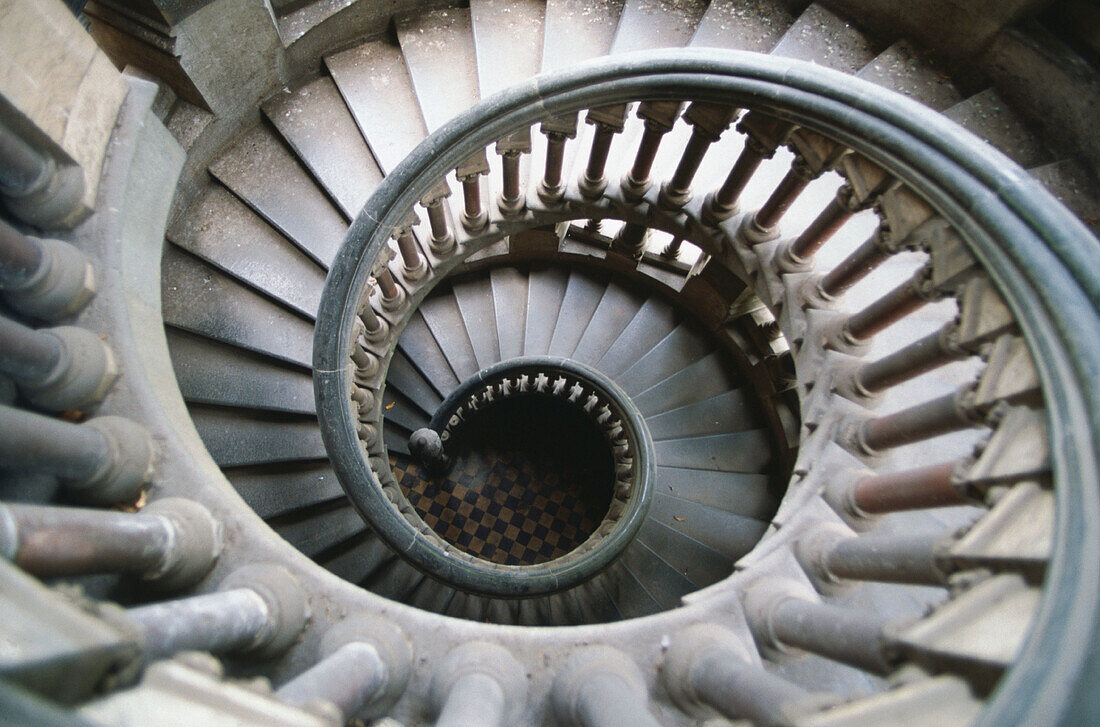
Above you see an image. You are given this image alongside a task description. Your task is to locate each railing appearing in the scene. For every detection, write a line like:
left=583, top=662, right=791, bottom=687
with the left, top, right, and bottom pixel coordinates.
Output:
left=313, top=50, right=1100, bottom=726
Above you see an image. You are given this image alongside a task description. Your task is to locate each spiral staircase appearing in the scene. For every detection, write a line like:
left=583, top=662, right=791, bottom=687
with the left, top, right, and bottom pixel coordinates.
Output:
left=2, top=0, right=1099, bottom=725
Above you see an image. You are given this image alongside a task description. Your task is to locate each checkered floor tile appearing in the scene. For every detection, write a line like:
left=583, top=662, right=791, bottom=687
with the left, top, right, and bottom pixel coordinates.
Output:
left=391, top=449, right=610, bottom=565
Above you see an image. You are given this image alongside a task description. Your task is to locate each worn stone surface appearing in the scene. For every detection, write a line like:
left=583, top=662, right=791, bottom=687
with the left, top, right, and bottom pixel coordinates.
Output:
left=0, top=0, right=129, bottom=219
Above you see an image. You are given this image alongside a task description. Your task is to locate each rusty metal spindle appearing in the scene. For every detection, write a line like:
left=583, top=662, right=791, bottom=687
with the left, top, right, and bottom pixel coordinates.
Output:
left=709, top=143, right=766, bottom=217
left=787, top=187, right=855, bottom=262
left=850, top=461, right=966, bottom=514
left=818, top=231, right=892, bottom=298
left=626, top=123, right=666, bottom=192
left=377, top=269, right=400, bottom=301
left=842, top=271, right=931, bottom=343
left=858, top=390, right=977, bottom=453
left=541, top=130, right=567, bottom=192
left=461, top=174, right=485, bottom=229
left=501, top=151, right=522, bottom=208
left=360, top=298, right=382, bottom=335
left=395, top=229, right=422, bottom=271
left=663, top=129, right=712, bottom=204
left=751, top=163, right=812, bottom=233
left=823, top=533, right=947, bottom=586
left=581, top=124, right=616, bottom=197
left=0, top=314, right=62, bottom=382
left=426, top=199, right=453, bottom=246
left=612, top=222, right=647, bottom=258
left=0, top=217, right=43, bottom=286
left=855, top=327, right=964, bottom=394
left=769, top=598, right=892, bottom=675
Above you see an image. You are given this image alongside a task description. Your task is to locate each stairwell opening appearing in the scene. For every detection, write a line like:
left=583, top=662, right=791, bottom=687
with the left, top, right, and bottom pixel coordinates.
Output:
left=394, top=393, right=615, bottom=565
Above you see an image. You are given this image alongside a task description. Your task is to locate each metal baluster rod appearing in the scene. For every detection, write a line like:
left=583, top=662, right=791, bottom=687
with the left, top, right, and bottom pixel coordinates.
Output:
left=430, top=643, right=525, bottom=727
left=798, top=527, right=950, bottom=587
left=663, top=625, right=828, bottom=727
left=846, top=461, right=967, bottom=515
left=856, top=387, right=982, bottom=454
left=127, top=564, right=307, bottom=661
left=553, top=647, right=660, bottom=727
left=746, top=583, right=893, bottom=675
left=0, top=498, right=220, bottom=588
left=703, top=142, right=766, bottom=223
left=539, top=131, right=569, bottom=204
left=460, top=173, right=487, bottom=231
left=0, top=317, right=116, bottom=410
left=0, top=405, right=152, bottom=504
left=744, top=158, right=814, bottom=242
left=0, top=120, right=84, bottom=228
left=781, top=185, right=857, bottom=268
left=0, top=218, right=94, bottom=319
left=424, top=196, right=456, bottom=255
left=394, top=227, right=426, bottom=281
left=277, top=617, right=412, bottom=720
left=499, top=151, right=524, bottom=215
left=852, top=324, right=966, bottom=396
left=830, top=266, right=936, bottom=349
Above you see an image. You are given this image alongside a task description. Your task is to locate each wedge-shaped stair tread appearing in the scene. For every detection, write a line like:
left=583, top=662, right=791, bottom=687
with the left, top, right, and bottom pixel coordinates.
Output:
left=397, top=312, right=463, bottom=396
left=657, top=466, right=776, bottom=520
left=270, top=504, right=367, bottom=557
left=856, top=41, right=962, bottom=111
left=645, top=388, right=753, bottom=440
left=770, top=3, right=878, bottom=73
left=262, top=76, right=384, bottom=218
left=381, top=388, right=432, bottom=433
left=609, top=0, right=707, bottom=54
left=386, top=350, right=444, bottom=415
left=325, top=38, right=429, bottom=173
left=452, top=276, right=502, bottom=369
left=943, top=88, right=1052, bottom=169
left=225, top=461, right=344, bottom=519
left=655, top=429, right=772, bottom=472
left=637, top=517, right=734, bottom=587
left=384, top=421, right=414, bottom=456
left=632, top=351, right=739, bottom=416
left=605, top=560, right=664, bottom=618
left=541, top=0, right=625, bottom=72
left=162, top=246, right=314, bottom=369
left=166, top=329, right=314, bottom=415
left=619, top=540, right=697, bottom=610
left=547, top=270, right=608, bottom=357
left=166, top=185, right=325, bottom=318
left=189, top=406, right=326, bottom=467
left=948, top=481, right=1052, bottom=572
left=614, top=323, right=713, bottom=394
left=595, top=297, right=679, bottom=377
left=649, top=492, right=768, bottom=559
left=570, top=280, right=647, bottom=364
left=798, top=675, right=982, bottom=727
left=207, top=124, right=347, bottom=267
left=471, top=0, right=545, bottom=96
left=418, top=291, right=481, bottom=380
left=892, top=573, right=1039, bottom=675
left=690, top=0, right=795, bottom=51
left=397, top=6, right=482, bottom=132
left=316, top=533, right=394, bottom=586
left=524, top=266, right=571, bottom=356
left=489, top=267, right=529, bottom=360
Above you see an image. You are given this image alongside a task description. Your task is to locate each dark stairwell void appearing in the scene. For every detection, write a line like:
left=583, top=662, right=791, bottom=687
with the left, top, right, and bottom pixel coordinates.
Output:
left=394, top=393, right=615, bottom=565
